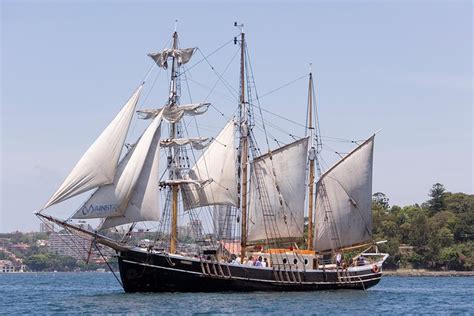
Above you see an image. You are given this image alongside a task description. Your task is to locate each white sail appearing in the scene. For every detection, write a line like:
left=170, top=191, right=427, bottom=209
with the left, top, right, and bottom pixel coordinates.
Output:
left=313, top=136, right=375, bottom=252
left=42, top=86, right=143, bottom=210
left=72, top=144, right=135, bottom=219
left=247, top=138, right=309, bottom=244
left=160, top=137, right=210, bottom=150
left=100, top=113, right=163, bottom=229
left=181, top=120, right=238, bottom=210
left=72, top=112, right=163, bottom=224
left=137, top=103, right=209, bottom=123
left=148, top=47, right=196, bottom=69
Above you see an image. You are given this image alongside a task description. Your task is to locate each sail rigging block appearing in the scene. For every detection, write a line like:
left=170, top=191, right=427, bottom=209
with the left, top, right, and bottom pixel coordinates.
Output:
left=72, top=112, right=163, bottom=226
left=313, top=136, right=375, bottom=252
left=42, top=86, right=143, bottom=210
left=181, top=120, right=239, bottom=210
left=247, top=137, right=309, bottom=244
left=148, top=47, right=196, bottom=69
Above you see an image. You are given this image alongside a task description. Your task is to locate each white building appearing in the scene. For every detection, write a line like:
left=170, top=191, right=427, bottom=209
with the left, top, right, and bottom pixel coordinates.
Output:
left=0, top=260, right=15, bottom=273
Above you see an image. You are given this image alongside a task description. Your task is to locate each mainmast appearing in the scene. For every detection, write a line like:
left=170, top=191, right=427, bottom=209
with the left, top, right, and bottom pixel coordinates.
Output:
left=236, top=23, right=249, bottom=263
left=307, top=68, right=315, bottom=250
left=169, top=30, right=179, bottom=254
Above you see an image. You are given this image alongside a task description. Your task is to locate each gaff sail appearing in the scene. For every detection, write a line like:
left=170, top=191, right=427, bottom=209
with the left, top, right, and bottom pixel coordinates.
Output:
left=247, top=137, right=309, bottom=244
left=313, top=136, right=375, bottom=252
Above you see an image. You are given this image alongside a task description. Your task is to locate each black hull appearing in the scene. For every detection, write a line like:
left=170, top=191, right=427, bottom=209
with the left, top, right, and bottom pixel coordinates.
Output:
left=117, top=249, right=382, bottom=292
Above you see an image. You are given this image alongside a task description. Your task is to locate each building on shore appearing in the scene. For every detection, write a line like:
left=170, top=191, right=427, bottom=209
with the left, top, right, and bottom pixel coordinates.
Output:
left=40, top=222, right=55, bottom=234
left=0, top=260, right=15, bottom=273
left=49, top=232, right=91, bottom=260
left=48, top=231, right=114, bottom=261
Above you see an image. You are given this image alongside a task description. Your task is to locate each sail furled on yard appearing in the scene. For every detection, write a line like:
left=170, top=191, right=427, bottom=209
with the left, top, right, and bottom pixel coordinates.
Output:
left=181, top=120, right=239, bottom=210
left=313, top=136, right=375, bottom=252
left=160, top=137, right=210, bottom=150
left=72, top=112, right=163, bottom=229
left=148, top=48, right=196, bottom=69
left=42, top=86, right=143, bottom=210
left=247, top=138, right=309, bottom=244
left=137, top=103, right=209, bottom=123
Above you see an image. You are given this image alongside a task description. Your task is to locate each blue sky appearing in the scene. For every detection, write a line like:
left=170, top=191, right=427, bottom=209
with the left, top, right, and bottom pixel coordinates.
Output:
left=1, top=0, right=472, bottom=232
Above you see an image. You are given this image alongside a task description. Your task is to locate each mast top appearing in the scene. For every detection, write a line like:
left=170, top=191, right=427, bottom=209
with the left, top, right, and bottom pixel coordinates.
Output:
left=309, top=63, right=312, bottom=74
left=234, top=22, right=244, bottom=34
left=174, top=19, right=178, bottom=32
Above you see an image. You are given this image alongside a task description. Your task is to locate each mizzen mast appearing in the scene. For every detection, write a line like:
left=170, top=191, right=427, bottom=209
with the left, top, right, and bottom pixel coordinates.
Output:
left=235, top=23, right=249, bottom=263
left=307, top=67, right=315, bottom=250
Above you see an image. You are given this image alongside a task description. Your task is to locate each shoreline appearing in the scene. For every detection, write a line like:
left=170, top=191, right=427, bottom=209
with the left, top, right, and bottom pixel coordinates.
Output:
left=383, top=269, right=474, bottom=277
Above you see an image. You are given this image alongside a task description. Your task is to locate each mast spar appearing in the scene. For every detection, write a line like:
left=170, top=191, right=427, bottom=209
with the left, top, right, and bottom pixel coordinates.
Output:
left=169, top=31, right=179, bottom=254
left=307, top=67, right=315, bottom=250
left=236, top=23, right=249, bottom=263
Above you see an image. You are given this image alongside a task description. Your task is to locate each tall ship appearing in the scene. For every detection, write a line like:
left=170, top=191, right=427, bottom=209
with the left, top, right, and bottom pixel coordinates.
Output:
left=36, top=24, right=388, bottom=292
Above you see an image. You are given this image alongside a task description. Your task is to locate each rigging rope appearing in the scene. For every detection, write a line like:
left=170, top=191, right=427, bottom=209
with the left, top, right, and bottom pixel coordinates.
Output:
left=197, top=48, right=239, bottom=99
left=177, top=36, right=238, bottom=78
left=94, top=242, right=123, bottom=288
left=258, top=74, right=308, bottom=99
left=249, top=103, right=307, bottom=128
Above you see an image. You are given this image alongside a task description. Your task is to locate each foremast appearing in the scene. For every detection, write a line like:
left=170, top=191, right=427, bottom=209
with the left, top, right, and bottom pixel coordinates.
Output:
left=236, top=24, right=249, bottom=263
left=169, top=30, right=179, bottom=254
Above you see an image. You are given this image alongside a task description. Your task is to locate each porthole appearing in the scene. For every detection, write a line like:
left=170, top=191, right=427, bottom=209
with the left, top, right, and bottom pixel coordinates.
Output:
left=293, top=259, right=298, bottom=264
left=304, top=259, right=309, bottom=265
left=283, top=258, right=287, bottom=264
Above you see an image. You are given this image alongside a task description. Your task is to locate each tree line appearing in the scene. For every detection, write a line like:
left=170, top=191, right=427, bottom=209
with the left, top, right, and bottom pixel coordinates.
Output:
left=373, top=183, right=473, bottom=270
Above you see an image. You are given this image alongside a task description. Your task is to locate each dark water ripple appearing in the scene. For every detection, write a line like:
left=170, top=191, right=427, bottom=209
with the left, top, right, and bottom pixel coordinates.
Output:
left=1, top=272, right=473, bottom=314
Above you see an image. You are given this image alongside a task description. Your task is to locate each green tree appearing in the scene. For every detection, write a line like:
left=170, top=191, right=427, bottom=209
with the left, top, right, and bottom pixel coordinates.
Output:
left=24, top=253, right=50, bottom=271
left=427, top=183, right=446, bottom=214
left=24, top=253, right=79, bottom=271
left=372, top=192, right=390, bottom=210
left=453, top=210, right=474, bottom=242
left=445, top=192, right=474, bottom=214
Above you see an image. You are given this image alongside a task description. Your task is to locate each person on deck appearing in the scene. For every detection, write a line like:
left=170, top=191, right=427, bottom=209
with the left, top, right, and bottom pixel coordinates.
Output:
left=336, top=252, right=342, bottom=267
left=247, top=256, right=255, bottom=266
left=357, top=255, right=366, bottom=266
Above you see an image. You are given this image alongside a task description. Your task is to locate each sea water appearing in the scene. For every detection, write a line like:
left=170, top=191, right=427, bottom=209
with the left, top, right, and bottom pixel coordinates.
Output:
left=1, top=272, right=472, bottom=314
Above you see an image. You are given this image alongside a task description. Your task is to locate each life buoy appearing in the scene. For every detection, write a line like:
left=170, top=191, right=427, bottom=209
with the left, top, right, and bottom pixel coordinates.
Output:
left=371, top=264, right=379, bottom=273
